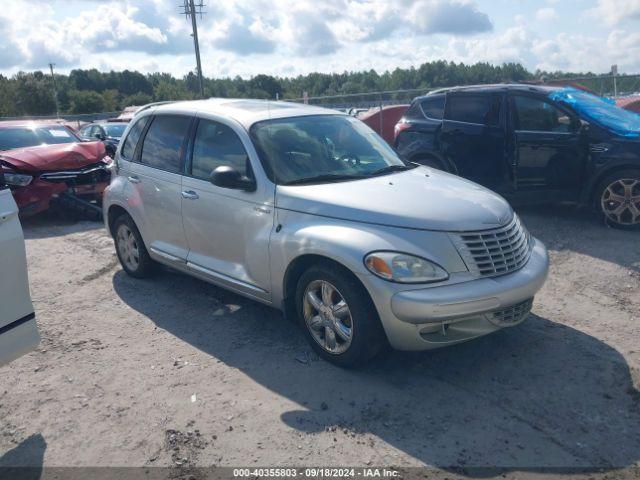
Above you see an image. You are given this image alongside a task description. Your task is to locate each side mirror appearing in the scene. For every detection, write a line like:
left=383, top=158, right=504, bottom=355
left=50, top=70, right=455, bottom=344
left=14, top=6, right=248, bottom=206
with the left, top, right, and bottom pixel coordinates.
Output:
left=94, top=132, right=106, bottom=141
left=210, top=165, right=256, bottom=192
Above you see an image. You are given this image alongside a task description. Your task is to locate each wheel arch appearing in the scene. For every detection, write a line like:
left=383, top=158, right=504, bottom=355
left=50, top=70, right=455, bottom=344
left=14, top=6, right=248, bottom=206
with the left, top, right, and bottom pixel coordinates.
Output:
left=281, top=254, right=372, bottom=322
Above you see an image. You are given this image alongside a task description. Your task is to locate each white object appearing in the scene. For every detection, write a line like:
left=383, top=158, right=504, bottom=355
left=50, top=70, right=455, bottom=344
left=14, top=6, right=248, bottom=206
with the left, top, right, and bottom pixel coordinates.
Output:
left=0, top=187, right=39, bottom=366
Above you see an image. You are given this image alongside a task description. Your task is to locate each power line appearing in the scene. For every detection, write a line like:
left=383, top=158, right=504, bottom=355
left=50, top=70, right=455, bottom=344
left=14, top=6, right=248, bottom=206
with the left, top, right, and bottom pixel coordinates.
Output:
left=179, top=0, right=206, bottom=98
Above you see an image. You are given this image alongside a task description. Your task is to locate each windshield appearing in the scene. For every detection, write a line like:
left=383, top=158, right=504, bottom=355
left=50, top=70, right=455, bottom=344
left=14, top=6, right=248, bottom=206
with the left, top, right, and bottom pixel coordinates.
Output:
left=0, top=126, right=78, bottom=151
left=104, top=123, right=127, bottom=138
left=250, top=115, right=411, bottom=185
left=549, top=88, right=640, bottom=138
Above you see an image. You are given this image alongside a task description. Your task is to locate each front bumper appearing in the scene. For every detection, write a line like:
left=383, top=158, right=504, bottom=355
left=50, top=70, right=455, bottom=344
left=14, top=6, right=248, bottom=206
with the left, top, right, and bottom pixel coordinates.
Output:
left=373, top=238, right=549, bottom=350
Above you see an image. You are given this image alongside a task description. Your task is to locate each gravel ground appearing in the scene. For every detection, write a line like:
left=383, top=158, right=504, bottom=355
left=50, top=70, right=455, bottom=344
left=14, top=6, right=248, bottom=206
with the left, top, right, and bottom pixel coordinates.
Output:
left=0, top=204, right=639, bottom=478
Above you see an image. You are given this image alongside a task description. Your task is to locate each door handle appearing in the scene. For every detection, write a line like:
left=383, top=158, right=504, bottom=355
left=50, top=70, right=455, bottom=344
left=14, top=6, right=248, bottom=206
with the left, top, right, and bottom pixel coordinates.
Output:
left=127, top=175, right=141, bottom=184
left=181, top=190, right=199, bottom=200
left=0, top=211, right=15, bottom=222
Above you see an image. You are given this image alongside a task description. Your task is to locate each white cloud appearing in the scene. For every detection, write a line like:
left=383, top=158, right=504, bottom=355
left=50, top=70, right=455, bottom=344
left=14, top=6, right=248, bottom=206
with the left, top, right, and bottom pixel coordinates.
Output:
left=589, top=0, right=640, bottom=26
left=536, top=7, right=558, bottom=21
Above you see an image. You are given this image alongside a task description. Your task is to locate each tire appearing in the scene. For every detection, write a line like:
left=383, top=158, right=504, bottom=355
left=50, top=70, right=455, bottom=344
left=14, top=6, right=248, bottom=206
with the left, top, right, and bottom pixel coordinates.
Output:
left=295, top=262, right=386, bottom=368
left=595, top=168, right=640, bottom=230
left=113, top=214, right=158, bottom=278
left=413, top=155, right=446, bottom=171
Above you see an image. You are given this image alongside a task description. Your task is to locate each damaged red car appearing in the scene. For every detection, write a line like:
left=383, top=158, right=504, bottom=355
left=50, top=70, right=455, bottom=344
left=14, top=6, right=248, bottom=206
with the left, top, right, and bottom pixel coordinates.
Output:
left=0, top=121, right=111, bottom=217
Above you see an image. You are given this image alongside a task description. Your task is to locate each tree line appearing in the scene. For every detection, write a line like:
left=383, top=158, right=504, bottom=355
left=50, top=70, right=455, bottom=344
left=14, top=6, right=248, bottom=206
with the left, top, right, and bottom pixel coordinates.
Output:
left=0, top=60, right=630, bottom=117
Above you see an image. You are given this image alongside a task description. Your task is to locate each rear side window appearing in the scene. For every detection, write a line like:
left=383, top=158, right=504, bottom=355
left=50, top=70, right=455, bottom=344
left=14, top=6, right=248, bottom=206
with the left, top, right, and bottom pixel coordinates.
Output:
left=121, top=116, right=150, bottom=160
left=139, top=115, right=192, bottom=174
left=445, top=94, right=501, bottom=126
left=420, top=96, right=445, bottom=120
left=191, top=120, right=250, bottom=180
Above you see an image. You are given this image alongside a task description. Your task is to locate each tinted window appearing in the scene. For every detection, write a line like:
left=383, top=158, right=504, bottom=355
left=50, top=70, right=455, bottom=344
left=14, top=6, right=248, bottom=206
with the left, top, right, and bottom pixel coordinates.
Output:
left=121, top=116, right=150, bottom=160
left=513, top=96, right=573, bottom=133
left=191, top=120, right=250, bottom=180
left=140, top=115, right=191, bottom=173
left=104, top=124, right=127, bottom=138
left=420, top=96, right=445, bottom=120
left=446, top=94, right=501, bottom=125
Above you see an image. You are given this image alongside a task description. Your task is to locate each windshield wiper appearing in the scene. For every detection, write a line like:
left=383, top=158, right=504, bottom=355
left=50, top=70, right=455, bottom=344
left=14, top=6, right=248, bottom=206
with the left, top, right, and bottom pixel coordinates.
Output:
left=282, top=173, right=365, bottom=186
left=368, top=164, right=415, bottom=177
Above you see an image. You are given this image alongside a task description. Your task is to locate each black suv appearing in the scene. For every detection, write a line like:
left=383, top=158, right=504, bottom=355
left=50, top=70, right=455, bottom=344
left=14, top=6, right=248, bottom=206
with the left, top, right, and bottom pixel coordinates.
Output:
left=394, top=84, right=640, bottom=228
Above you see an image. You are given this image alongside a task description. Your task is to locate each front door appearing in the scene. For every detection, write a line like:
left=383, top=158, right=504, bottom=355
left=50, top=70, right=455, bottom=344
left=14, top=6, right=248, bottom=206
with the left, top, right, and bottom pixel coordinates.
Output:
left=0, top=186, right=39, bottom=366
left=440, top=92, right=511, bottom=193
left=510, top=94, right=586, bottom=197
left=128, top=114, right=193, bottom=262
left=181, top=117, right=275, bottom=302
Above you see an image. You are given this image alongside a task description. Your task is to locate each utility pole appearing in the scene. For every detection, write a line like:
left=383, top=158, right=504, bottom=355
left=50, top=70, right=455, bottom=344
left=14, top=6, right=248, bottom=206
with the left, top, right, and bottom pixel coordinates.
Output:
left=180, top=0, right=205, bottom=98
left=48, top=63, right=60, bottom=118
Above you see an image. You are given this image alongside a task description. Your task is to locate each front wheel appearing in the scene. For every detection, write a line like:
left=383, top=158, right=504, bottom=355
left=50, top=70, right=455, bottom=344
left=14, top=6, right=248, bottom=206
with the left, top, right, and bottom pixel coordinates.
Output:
left=295, top=263, right=386, bottom=368
left=596, top=169, right=640, bottom=229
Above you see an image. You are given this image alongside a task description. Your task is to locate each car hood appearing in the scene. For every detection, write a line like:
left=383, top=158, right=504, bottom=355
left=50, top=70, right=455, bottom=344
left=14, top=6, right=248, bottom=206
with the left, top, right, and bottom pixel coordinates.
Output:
left=275, top=166, right=513, bottom=232
left=0, top=141, right=107, bottom=172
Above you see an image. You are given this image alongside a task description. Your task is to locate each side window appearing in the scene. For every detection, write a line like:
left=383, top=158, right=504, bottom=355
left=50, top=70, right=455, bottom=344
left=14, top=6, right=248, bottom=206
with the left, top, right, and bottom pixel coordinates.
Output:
left=420, top=96, right=445, bottom=120
left=445, top=94, right=501, bottom=126
left=191, top=120, right=250, bottom=180
left=139, top=115, right=192, bottom=174
left=79, top=126, right=91, bottom=138
left=513, top=96, right=573, bottom=133
left=121, top=116, right=150, bottom=160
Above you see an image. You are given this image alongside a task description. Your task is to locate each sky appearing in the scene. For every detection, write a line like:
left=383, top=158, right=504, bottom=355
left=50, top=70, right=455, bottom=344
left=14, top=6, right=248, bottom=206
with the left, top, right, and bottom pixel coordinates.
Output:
left=0, top=0, right=639, bottom=79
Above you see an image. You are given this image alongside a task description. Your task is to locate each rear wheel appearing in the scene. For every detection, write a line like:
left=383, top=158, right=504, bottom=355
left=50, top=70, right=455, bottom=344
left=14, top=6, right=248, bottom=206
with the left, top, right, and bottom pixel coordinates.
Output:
left=295, top=263, right=386, bottom=368
left=596, top=169, right=640, bottom=229
left=113, top=214, right=158, bottom=278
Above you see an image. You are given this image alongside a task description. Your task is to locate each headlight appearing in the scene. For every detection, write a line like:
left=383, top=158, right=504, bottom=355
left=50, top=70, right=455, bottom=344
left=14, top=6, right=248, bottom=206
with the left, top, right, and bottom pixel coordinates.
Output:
left=364, top=251, right=449, bottom=283
left=3, top=172, right=33, bottom=187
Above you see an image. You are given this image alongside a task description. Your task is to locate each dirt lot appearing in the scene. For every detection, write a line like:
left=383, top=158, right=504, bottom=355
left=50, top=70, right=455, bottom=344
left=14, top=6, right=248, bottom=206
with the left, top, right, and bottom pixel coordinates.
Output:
left=1, top=204, right=639, bottom=477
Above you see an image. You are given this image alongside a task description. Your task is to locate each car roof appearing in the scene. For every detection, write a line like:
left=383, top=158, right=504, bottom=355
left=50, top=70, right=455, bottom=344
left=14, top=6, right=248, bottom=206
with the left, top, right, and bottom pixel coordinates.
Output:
left=145, top=98, right=342, bottom=129
left=417, top=83, right=561, bottom=100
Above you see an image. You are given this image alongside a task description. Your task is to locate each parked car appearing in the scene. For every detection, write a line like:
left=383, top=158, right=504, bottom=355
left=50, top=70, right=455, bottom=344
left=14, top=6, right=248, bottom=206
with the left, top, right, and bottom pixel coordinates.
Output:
left=104, top=99, right=548, bottom=367
left=0, top=121, right=111, bottom=217
left=0, top=175, right=39, bottom=366
left=394, top=85, right=640, bottom=228
left=358, top=104, right=409, bottom=145
left=78, top=120, right=129, bottom=158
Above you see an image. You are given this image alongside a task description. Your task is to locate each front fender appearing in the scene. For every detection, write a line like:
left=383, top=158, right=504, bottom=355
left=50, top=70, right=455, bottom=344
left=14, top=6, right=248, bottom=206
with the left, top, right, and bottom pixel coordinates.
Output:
left=269, top=208, right=466, bottom=308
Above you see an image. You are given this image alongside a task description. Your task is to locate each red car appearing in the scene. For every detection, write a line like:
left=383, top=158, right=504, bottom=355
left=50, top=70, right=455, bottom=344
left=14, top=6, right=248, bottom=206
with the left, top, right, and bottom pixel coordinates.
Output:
left=0, top=121, right=110, bottom=217
left=357, top=105, right=409, bottom=145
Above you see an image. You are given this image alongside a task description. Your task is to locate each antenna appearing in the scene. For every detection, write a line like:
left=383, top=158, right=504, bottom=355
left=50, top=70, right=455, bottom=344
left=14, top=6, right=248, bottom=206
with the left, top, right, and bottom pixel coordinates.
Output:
left=179, top=0, right=206, bottom=98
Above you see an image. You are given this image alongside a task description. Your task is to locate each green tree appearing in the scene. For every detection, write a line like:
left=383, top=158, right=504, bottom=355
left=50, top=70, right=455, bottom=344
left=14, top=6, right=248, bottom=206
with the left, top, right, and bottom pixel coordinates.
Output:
left=68, top=90, right=105, bottom=114
left=122, top=91, right=153, bottom=107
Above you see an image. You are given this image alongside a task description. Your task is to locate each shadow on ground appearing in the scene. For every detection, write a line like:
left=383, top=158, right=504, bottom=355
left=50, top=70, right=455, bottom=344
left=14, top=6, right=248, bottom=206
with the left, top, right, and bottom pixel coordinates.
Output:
left=517, top=203, right=640, bottom=271
left=0, top=434, right=46, bottom=480
left=113, top=267, right=640, bottom=475
left=20, top=205, right=102, bottom=240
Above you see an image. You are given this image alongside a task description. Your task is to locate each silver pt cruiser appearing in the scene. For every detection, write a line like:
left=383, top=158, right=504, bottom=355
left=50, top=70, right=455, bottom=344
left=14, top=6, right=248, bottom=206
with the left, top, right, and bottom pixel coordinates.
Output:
left=104, top=99, right=549, bottom=367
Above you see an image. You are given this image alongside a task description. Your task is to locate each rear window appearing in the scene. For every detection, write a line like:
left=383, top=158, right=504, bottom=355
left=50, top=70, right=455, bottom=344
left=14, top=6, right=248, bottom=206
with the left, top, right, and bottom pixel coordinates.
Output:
left=420, top=96, right=445, bottom=120
left=139, top=115, right=191, bottom=174
left=445, top=94, right=501, bottom=126
left=120, top=116, right=150, bottom=160
left=0, top=126, right=77, bottom=151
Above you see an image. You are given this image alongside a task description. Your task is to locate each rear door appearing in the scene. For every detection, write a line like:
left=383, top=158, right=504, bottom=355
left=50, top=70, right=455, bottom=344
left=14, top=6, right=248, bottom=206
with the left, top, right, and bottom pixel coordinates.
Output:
left=440, top=92, right=512, bottom=193
left=128, top=114, right=193, bottom=263
left=510, top=94, right=585, bottom=197
left=0, top=183, right=39, bottom=366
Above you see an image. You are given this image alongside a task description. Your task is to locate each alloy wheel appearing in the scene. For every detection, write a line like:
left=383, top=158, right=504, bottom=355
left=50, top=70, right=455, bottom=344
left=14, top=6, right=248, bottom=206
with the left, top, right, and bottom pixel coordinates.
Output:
left=116, top=224, right=140, bottom=271
left=601, top=178, right=640, bottom=226
left=303, top=280, right=353, bottom=354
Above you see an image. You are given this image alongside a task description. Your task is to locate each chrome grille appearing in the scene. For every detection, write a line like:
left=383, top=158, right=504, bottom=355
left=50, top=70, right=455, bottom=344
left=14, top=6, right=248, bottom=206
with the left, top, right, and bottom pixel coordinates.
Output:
left=450, top=214, right=532, bottom=278
left=487, top=298, right=533, bottom=327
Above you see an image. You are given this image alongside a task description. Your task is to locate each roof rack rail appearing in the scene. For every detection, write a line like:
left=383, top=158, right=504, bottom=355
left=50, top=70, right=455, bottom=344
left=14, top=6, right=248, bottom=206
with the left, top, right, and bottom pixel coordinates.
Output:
left=133, top=101, right=177, bottom=117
